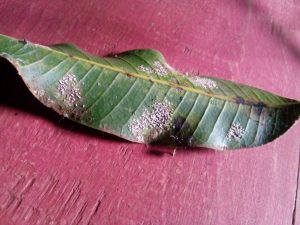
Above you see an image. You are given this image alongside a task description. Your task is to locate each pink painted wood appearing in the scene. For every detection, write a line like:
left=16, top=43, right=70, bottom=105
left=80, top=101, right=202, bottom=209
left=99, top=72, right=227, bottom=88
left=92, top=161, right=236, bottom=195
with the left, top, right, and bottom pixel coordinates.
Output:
left=0, top=1, right=300, bottom=224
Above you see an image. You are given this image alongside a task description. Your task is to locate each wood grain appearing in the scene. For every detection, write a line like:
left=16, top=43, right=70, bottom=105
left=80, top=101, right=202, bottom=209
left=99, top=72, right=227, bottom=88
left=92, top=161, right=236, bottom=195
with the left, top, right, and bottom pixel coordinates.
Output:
left=0, top=0, right=300, bottom=224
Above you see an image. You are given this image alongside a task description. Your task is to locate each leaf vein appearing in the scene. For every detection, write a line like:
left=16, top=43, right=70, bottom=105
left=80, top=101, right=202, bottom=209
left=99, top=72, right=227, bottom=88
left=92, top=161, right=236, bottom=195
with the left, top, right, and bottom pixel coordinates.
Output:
left=99, top=78, right=138, bottom=123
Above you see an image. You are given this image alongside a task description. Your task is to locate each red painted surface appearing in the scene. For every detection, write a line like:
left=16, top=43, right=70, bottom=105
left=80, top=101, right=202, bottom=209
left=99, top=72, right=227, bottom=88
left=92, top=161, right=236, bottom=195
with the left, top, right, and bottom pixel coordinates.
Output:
left=0, top=1, right=300, bottom=224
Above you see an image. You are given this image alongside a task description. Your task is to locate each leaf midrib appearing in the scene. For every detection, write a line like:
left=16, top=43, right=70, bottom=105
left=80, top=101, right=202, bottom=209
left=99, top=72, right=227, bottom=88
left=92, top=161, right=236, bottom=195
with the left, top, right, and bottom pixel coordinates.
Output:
left=2, top=34, right=298, bottom=108
left=46, top=44, right=228, bottom=98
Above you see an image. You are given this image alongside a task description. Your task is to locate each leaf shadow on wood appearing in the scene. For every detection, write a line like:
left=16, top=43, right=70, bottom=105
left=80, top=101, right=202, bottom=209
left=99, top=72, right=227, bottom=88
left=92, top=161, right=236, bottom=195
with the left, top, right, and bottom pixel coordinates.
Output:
left=0, top=58, right=214, bottom=154
left=237, top=0, right=300, bottom=62
left=0, top=57, right=127, bottom=144
left=144, top=145, right=214, bottom=157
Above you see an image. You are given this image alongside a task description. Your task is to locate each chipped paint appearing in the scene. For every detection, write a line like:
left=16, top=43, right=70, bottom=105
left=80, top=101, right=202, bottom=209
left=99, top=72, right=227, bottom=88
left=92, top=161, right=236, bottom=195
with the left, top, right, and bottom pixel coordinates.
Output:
left=128, top=101, right=173, bottom=142
left=57, top=73, right=81, bottom=107
left=189, top=77, right=218, bottom=90
left=226, top=122, right=245, bottom=141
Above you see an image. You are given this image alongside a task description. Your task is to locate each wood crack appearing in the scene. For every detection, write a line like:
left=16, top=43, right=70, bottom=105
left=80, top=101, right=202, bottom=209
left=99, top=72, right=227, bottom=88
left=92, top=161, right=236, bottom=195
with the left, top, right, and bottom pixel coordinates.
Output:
left=292, top=147, right=300, bottom=225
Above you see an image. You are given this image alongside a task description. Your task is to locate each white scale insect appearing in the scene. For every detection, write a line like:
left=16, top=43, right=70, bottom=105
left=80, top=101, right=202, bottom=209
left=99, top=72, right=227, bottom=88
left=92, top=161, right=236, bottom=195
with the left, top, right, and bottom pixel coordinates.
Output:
left=57, top=73, right=81, bottom=106
left=137, top=61, right=169, bottom=76
left=128, top=101, right=173, bottom=142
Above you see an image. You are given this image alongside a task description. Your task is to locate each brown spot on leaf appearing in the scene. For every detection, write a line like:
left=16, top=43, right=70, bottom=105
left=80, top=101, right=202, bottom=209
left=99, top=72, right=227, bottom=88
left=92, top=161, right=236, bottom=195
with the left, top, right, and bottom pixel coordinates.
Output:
left=253, top=102, right=266, bottom=116
left=234, top=96, right=266, bottom=115
left=235, top=96, right=245, bottom=104
left=175, top=87, right=185, bottom=94
left=171, top=77, right=180, bottom=85
left=170, top=117, right=192, bottom=145
left=150, top=116, right=191, bottom=146
left=18, top=39, right=27, bottom=44
left=172, top=117, right=186, bottom=133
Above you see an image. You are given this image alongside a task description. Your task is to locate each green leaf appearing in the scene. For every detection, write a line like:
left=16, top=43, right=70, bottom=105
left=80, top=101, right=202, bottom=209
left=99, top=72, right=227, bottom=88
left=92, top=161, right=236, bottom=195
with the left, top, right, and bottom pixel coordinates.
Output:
left=0, top=34, right=299, bottom=150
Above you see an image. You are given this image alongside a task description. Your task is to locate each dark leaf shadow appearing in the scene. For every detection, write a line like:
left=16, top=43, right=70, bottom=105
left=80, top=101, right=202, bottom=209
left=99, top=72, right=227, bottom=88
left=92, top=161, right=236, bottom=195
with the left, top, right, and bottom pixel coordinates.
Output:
left=236, top=0, right=300, bottom=62
left=145, top=146, right=215, bottom=157
left=0, top=57, right=127, bottom=144
left=0, top=58, right=213, bottom=154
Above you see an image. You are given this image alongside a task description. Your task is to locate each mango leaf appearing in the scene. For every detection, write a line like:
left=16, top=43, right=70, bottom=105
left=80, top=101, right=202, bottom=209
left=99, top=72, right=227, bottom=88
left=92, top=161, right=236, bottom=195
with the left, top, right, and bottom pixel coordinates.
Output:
left=0, top=34, right=299, bottom=150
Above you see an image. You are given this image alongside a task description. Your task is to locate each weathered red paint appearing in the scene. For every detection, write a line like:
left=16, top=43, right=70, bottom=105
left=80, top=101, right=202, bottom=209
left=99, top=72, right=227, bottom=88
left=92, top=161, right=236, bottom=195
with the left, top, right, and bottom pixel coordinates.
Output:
left=0, top=1, right=300, bottom=224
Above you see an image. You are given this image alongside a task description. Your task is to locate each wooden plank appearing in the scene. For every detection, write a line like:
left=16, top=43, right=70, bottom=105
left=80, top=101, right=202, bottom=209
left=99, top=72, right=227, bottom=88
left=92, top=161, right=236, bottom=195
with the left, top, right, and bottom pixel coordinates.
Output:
left=294, top=162, right=300, bottom=225
left=0, top=0, right=300, bottom=224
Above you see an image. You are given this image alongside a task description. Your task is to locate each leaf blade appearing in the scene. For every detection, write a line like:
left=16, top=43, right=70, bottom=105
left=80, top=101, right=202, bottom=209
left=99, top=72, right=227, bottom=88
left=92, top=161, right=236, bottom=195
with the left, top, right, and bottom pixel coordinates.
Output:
left=0, top=34, right=299, bottom=150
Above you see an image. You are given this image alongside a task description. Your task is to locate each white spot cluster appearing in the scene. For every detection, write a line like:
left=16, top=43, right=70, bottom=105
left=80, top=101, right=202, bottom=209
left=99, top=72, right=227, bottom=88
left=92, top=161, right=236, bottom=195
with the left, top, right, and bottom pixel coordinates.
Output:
left=57, top=73, right=81, bottom=106
left=33, top=89, right=45, bottom=97
left=128, top=101, right=173, bottom=142
left=138, top=65, right=154, bottom=74
left=189, top=77, right=218, bottom=90
left=153, top=61, right=168, bottom=76
left=218, top=143, right=228, bottom=151
left=137, top=61, right=169, bottom=76
left=226, top=122, right=245, bottom=141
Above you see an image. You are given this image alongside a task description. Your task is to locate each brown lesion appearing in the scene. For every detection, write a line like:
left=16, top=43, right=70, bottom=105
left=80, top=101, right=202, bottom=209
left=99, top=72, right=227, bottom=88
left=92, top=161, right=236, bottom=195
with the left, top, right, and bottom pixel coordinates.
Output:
left=124, top=73, right=133, bottom=77
left=235, top=96, right=266, bottom=110
left=148, top=116, right=191, bottom=146
left=18, top=39, right=27, bottom=44
left=32, top=86, right=91, bottom=123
